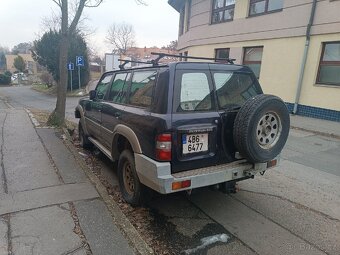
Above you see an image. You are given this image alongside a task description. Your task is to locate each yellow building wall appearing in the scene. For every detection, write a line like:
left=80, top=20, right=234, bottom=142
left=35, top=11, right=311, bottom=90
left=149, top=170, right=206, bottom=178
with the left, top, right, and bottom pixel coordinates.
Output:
left=181, top=34, right=340, bottom=112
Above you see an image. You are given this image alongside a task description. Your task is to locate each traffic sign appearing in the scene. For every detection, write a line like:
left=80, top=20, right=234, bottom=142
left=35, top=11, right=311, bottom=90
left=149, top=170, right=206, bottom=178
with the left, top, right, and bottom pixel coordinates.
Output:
left=76, top=56, right=84, bottom=66
left=67, top=62, right=74, bottom=70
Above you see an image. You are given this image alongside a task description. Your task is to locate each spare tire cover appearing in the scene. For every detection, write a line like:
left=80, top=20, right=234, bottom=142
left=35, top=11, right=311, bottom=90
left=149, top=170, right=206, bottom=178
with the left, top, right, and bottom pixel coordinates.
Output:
left=233, top=94, right=290, bottom=163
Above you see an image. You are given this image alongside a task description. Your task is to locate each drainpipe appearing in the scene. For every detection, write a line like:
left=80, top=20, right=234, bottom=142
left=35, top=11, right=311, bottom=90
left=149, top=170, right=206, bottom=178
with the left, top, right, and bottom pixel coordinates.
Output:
left=293, top=0, right=317, bottom=114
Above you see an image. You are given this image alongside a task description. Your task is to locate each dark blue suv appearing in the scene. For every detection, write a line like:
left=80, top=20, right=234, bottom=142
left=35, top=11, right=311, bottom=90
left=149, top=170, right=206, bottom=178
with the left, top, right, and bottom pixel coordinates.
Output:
left=75, top=59, right=289, bottom=206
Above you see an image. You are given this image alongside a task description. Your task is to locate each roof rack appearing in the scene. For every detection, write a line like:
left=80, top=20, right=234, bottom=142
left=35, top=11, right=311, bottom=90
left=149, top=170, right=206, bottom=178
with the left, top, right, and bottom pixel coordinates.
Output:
left=150, top=52, right=236, bottom=65
left=118, top=59, right=153, bottom=70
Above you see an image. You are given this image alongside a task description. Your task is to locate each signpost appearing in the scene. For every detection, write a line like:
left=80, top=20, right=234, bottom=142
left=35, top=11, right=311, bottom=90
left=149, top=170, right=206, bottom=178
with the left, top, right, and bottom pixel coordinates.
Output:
left=67, top=62, right=74, bottom=92
left=76, top=56, right=84, bottom=90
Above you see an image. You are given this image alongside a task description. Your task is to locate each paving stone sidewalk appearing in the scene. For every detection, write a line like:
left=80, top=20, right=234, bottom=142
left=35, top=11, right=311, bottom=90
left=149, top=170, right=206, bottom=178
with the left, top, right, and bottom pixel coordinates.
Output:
left=0, top=107, right=135, bottom=255
left=290, top=115, right=340, bottom=138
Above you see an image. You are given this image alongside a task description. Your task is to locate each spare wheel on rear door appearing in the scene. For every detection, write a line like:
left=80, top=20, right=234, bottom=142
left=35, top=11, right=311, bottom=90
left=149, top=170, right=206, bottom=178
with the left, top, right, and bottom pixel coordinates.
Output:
left=233, top=94, right=290, bottom=163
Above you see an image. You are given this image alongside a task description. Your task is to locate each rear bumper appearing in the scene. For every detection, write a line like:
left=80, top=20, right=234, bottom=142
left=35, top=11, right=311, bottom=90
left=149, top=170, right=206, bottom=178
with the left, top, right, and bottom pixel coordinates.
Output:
left=134, top=153, right=278, bottom=194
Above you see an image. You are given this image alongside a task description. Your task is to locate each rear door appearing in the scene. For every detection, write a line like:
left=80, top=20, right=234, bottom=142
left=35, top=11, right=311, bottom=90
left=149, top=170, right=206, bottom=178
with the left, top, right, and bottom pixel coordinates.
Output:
left=211, top=68, right=263, bottom=159
left=171, top=66, right=224, bottom=173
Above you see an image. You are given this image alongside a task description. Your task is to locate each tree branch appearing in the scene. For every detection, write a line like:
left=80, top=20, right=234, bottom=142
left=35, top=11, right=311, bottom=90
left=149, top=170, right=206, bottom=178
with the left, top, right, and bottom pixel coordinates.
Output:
left=69, top=0, right=86, bottom=33
left=52, top=0, right=62, bottom=8
left=85, top=0, right=103, bottom=8
left=135, top=0, right=147, bottom=6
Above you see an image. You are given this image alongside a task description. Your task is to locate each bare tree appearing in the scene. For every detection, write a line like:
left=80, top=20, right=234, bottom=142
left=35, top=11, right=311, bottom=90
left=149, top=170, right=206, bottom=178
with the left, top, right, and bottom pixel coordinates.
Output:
left=50, top=0, right=103, bottom=126
left=41, top=8, right=94, bottom=38
left=106, top=23, right=136, bottom=54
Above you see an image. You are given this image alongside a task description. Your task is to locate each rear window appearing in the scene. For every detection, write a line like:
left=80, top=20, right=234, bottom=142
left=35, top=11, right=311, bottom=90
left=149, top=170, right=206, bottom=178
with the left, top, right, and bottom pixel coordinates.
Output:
left=213, top=72, right=261, bottom=109
left=175, top=72, right=212, bottom=112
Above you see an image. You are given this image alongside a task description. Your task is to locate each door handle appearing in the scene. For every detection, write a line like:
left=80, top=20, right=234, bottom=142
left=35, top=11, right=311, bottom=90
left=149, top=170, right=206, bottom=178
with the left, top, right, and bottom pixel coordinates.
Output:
left=114, top=112, right=121, bottom=119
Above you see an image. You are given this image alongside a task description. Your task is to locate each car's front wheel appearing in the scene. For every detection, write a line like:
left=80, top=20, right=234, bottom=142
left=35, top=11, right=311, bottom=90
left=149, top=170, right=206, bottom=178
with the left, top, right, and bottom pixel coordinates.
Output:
left=117, top=150, right=149, bottom=206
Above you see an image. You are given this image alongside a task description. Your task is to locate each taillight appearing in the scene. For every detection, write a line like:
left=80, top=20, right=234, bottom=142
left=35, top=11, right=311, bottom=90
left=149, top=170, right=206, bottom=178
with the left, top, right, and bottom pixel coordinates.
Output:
left=172, top=180, right=191, bottom=190
left=156, top=133, right=171, bottom=161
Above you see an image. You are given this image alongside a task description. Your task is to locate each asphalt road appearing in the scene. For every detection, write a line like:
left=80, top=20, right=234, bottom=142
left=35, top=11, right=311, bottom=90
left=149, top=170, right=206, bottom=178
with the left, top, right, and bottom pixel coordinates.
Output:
left=0, top=85, right=80, bottom=121
left=1, top=85, right=339, bottom=255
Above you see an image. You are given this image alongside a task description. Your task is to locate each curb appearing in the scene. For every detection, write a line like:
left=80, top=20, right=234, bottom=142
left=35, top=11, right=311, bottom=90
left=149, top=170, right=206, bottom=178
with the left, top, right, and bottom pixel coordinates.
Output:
left=30, top=85, right=88, bottom=97
left=290, top=125, right=340, bottom=140
left=62, top=128, right=154, bottom=255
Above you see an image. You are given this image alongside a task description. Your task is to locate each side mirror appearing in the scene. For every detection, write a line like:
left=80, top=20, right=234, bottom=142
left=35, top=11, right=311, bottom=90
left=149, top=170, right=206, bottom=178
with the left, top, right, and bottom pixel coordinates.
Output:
left=97, top=92, right=104, bottom=100
left=89, top=90, right=96, bottom=100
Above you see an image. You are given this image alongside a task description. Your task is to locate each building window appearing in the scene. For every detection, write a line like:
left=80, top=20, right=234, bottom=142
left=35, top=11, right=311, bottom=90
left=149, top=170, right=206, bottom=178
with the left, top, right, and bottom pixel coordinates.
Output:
left=186, top=0, right=192, bottom=32
left=215, top=48, right=230, bottom=61
left=211, top=0, right=236, bottom=24
left=179, top=6, right=185, bottom=36
left=249, top=0, right=283, bottom=17
left=243, top=47, right=263, bottom=78
left=317, top=42, right=340, bottom=86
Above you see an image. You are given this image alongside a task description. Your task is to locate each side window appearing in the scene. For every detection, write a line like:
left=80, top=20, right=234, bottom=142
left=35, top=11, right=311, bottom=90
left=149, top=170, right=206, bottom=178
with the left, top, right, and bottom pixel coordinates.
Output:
left=108, top=72, right=131, bottom=103
left=128, top=70, right=157, bottom=108
left=96, top=74, right=113, bottom=99
left=178, top=72, right=212, bottom=112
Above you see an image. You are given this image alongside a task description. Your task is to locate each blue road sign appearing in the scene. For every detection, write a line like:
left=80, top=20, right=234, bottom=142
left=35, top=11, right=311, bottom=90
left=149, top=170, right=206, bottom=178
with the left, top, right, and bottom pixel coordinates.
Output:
left=67, top=62, right=74, bottom=70
left=76, top=56, right=84, bottom=66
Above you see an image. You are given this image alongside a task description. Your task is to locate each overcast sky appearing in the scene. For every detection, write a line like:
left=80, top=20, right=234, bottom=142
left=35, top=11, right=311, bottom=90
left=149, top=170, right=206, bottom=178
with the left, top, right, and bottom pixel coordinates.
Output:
left=0, top=0, right=179, bottom=56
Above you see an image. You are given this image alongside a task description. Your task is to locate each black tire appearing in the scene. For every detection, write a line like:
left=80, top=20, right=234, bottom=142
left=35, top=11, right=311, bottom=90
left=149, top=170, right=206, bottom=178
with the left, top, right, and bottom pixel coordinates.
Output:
left=78, top=122, right=93, bottom=149
left=117, top=150, right=149, bottom=206
left=233, top=94, right=290, bottom=163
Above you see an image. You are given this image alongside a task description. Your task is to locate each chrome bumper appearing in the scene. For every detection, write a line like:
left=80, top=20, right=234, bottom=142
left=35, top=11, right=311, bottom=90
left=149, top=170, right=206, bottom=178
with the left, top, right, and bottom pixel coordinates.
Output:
left=134, top=153, right=278, bottom=194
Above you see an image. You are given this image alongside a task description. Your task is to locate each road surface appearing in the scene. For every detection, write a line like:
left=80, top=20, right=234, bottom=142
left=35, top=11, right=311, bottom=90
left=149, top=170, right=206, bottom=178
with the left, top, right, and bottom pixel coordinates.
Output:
left=0, top=85, right=79, bottom=121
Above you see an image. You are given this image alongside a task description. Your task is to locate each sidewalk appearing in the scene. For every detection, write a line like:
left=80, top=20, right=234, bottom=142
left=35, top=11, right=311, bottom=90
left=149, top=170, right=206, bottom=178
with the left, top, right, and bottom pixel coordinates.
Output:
left=0, top=107, right=135, bottom=255
left=290, top=114, right=340, bottom=138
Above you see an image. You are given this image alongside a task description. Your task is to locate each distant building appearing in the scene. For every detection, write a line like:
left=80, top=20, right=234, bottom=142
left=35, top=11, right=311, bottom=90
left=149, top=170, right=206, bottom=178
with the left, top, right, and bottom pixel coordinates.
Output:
left=123, top=46, right=178, bottom=64
left=5, top=53, right=42, bottom=74
left=168, top=0, right=340, bottom=121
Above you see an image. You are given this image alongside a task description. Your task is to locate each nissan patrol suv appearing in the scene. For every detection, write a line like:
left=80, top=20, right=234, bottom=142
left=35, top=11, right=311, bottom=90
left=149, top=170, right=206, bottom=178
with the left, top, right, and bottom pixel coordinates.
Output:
left=75, top=53, right=290, bottom=206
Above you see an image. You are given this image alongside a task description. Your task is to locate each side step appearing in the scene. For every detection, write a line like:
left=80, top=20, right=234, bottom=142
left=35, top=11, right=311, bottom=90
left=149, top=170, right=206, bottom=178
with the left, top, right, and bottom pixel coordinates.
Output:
left=88, top=137, right=113, bottom=161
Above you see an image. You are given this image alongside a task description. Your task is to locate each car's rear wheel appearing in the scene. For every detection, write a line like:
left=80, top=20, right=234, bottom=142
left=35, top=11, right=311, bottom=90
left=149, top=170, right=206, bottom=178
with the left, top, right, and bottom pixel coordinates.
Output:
left=117, top=150, right=149, bottom=206
left=78, top=122, right=92, bottom=149
left=233, top=94, right=290, bottom=163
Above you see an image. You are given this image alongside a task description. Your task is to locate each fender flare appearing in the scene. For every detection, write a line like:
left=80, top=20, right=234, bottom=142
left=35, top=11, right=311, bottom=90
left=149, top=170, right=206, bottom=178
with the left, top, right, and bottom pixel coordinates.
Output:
left=75, top=105, right=89, bottom=136
left=112, top=124, right=142, bottom=160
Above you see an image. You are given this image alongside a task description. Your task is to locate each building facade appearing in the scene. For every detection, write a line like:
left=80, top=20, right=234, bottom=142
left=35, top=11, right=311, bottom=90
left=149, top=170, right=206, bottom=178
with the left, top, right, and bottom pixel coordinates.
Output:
left=168, top=0, right=340, bottom=121
left=5, top=54, right=40, bottom=74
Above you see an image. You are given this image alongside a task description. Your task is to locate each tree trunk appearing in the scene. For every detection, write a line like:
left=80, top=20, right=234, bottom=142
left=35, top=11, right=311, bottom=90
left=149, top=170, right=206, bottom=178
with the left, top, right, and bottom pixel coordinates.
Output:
left=54, top=34, right=69, bottom=124
left=50, top=0, right=69, bottom=126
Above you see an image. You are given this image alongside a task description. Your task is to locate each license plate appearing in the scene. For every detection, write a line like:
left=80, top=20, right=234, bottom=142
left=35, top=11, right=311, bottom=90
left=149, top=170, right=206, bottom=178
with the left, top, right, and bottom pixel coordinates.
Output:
left=182, top=133, right=208, bottom=154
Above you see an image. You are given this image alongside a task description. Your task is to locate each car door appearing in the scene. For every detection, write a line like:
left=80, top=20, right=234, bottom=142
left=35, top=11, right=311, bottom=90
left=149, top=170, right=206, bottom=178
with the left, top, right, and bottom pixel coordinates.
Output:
left=171, top=67, right=223, bottom=173
left=100, top=72, right=131, bottom=149
left=84, top=73, right=113, bottom=139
